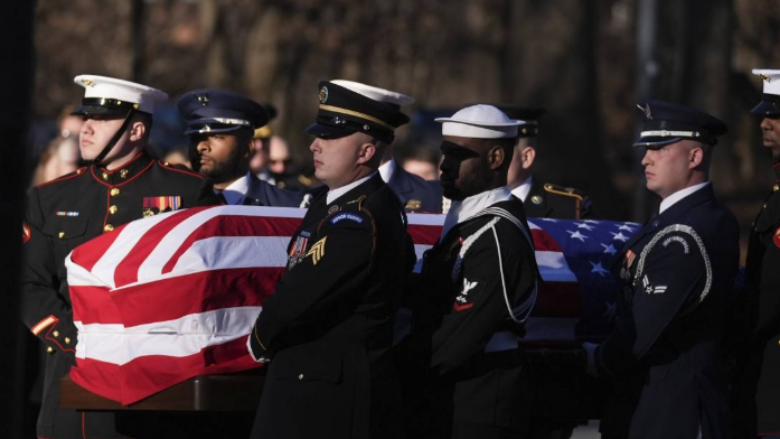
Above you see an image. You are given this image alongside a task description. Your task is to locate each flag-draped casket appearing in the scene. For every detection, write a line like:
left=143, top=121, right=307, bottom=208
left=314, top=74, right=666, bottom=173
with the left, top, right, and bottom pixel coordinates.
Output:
left=65, top=205, right=637, bottom=405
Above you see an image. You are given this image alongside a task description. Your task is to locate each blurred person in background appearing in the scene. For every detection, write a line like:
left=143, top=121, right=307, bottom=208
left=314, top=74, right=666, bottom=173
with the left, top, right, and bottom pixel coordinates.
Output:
left=162, top=147, right=192, bottom=169
left=249, top=102, right=276, bottom=182
left=401, top=145, right=440, bottom=181
left=30, top=106, right=83, bottom=187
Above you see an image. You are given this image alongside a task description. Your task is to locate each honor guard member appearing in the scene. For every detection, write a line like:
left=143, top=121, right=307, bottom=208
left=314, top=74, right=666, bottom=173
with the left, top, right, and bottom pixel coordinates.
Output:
left=326, top=80, right=442, bottom=213
left=497, top=104, right=593, bottom=219
left=247, top=80, right=416, bottom=439
left=583, top=101, right=739, bottom=439
left=22, top=75, right=207, bottom=439
left=398, top=105, right=539, bottom=439
left=732, top=69, right=780, bottom=439
left=178, top=89, right=313, bottom=207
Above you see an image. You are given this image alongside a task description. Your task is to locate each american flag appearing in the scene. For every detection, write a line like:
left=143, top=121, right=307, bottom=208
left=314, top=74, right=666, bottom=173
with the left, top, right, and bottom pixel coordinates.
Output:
left=65, top=205, right=638, bottom=405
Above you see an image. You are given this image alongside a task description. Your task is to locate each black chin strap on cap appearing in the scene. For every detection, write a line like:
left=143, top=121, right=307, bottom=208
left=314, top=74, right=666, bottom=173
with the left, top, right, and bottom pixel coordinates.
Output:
left=91, top=109, right=137, bottom=166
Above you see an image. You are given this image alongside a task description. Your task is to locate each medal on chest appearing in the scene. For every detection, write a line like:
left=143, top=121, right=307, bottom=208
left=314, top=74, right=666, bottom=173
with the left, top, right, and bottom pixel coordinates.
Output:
left=287, top=231, right=311, bottom=269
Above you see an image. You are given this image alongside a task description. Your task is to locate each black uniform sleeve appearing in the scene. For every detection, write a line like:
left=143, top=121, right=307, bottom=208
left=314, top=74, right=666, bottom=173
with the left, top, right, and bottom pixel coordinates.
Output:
left=21, top=188, right=77, bottom=352
left=249, top=209, right=376, bottom=358
left=754, top=229, right=780, bottom=338
left=597, top=227, right=707, bottom=376
left=430, top=222, right=535, bottom=374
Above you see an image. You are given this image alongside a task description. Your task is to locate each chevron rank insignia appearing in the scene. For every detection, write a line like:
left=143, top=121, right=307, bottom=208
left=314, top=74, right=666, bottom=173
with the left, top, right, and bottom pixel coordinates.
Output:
left=305, top=237, right=327, bottom=266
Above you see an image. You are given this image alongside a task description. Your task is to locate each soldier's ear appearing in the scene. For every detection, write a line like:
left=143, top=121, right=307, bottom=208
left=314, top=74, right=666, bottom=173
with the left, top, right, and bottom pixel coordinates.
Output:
left=522, top=146, right=536, bottom=170
left=488, top=146, right=506, bottom=170
left=128, top=121, right=146, bottom=142
left=689, top=146, right=705, bottom=169
left=356, top=141, right=377, bottom=165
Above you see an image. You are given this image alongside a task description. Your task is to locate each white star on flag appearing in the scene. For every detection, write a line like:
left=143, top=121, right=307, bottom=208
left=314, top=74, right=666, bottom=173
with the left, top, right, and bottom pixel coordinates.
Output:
left=576, top=222, right=595, bottom=231
left=589, top=261, right=610, bottom=277
left=584, top=220, right=600, bottom=224
left=567, top=230, right=588, bottom=242
left=617, top=224, right=637, bottom=232
left=600, top=243, right=617, bottom=255
left=541, top=218, right=559, bottom=223
left=602, top=301, right=617, bottom=321
left=610, top=231, right=629, bottom=242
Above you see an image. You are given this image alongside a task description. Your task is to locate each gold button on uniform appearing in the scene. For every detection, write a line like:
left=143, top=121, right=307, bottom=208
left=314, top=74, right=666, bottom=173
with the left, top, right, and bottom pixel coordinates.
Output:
left=120, top=169, right=129, bottom=178
left=110, top=188, right=120, bottom=197
left=104, top=224, right=114, bottom=233
left=102, top=172, right=109, bottom=180
left=47, top=346, right=54, bottom=354
left=109, top=205, right=119, bottom=215
left=774, top=184, right=779, bottom=193
left=58, top=231, right=65, bottom=239
left=298, top=374, right=304, bottom=381
left=64, top=337, right=71, bottom=345
left=53, top=330, right=59, bottom=338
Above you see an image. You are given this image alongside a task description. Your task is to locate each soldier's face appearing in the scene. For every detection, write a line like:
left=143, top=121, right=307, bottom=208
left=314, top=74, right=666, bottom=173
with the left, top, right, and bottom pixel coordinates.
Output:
left=641, top=140, right=701, bottom=199
left=79, top=115, right=127, bottom=161
left=439, top=136, right=489, bottom=201
left=760, top=117, right=780, bottom=159
left=309, top=132, right=376, bottom=189
left=192, top=132, right=249, bottom=183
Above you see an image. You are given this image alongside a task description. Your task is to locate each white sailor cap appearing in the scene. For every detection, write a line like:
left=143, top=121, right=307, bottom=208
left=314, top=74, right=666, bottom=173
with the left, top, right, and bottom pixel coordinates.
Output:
left=72, top=74, right=168, bottom=116
left=330, top=80, right=415, bottom=106
left=752, top=69, right=780, bottom=116
left=435, top=104, right=525, bottom=139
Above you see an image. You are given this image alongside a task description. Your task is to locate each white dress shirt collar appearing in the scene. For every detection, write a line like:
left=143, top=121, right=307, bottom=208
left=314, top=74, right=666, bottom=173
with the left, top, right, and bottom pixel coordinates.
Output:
left=219, top=172, right=252, bottom=205
left=510, top=177, right=533, bottom=202
left=379, top=159, right=396, bottom=183
left=441, top=186, right=513, bottom=238
left=326, top=172, right=377, bottom=205
left=659, top=181, right=710, bottom=214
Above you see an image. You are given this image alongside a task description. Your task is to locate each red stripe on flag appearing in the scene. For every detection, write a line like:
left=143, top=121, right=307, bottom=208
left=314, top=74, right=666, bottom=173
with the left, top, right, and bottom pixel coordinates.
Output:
left=531, top=229, right=563, bottom=253
left=407, top=224, right=443, bottom=246
left=112, top=207, right=214, bottom=287
left=111, top=267, right=283, bottom=327
left=70, top=223, right=124, bottom=273
left=70, top=336, right=262, bottom=405
left=161, top=215, right=302, bottom=275
left=71, top=285, right=120, bottom=324
left=533, top=282, right=581, bottom=318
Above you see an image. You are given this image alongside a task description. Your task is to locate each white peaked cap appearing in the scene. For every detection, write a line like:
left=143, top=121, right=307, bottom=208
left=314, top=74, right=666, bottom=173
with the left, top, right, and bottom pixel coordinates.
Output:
left=74, top=74, right=168, bottom=113
left=435, top=104, right=525, bottom=139
left=753, top=69, right=780, bottom=96
left=330, top=79, right=415, bottom=106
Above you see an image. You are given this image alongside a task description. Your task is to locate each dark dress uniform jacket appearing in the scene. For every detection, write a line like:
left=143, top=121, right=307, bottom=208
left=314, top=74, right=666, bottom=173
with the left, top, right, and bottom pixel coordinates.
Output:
left=241, top=173, right=308, bottom=207
left=22, top=151, right=206, bottom=439
left=732, top=182, right=780, bottom=436
left=399, top=198, right=539, bottom=439
left=521, top=179, right=593, bottom=220
left=387, top=164, right=443, bottom=213
left=249, top=173, right=416, bottom=439
left=596, top=184, right=739, bottom=439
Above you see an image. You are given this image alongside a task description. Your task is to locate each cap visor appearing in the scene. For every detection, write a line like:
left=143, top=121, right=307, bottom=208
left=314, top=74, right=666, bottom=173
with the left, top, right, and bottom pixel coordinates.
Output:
left=632, top=137, right=683, bottom=148
left=751, top=100, right=780, bottom=116
left=71, top=105, right=128, bottom=117
left=184, top=124, right=245, bottom=136
left=304, top=122, right=355, bottom=139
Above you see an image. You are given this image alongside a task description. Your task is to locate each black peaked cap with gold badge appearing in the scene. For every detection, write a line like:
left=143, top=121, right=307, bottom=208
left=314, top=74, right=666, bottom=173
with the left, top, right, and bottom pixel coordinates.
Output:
left=178, top=89, right=269, bottom=136
left=306, top=80, right=413, bottom=144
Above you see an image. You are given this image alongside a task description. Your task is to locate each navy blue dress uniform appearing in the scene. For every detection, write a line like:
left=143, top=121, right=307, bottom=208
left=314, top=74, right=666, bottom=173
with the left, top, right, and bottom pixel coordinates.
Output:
left=731, top=69, right=780, bottom=437
left=247, top=80, right=417, bottom=439
left=496, top=104, right=594, bottom=220
left=178, top=89, right=314, bottom=208
left=396, top=105, right=540, bottom=439
left=586, top=101, right=739, bottom=439
left=21, top=75, right=209, bottom=439
left=384, top=161, right=443, bottom=213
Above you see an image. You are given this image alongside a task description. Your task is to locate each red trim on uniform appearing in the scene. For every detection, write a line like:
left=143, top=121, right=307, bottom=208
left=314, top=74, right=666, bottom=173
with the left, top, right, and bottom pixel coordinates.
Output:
left=452, top=302, right=474, bottom=312
left=31, top=315, right=57, bottom=336
left=91, top=160, right=154, bottom=188
left=23, top=222, right=31, bottom=245
left=44, top=321, right=76, bottom=353
left=35, top=167, right=88, bottom=188
left=100, top=151, right=146, bottom=175
left=103, top=189, right=111, bottom=231
left=158, top=161, right=204, bottom=179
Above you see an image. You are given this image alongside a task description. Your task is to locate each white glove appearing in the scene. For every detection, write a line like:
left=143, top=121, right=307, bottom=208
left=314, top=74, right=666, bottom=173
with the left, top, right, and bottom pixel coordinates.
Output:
left=583, top=342, right=599, bottom=378
left=246, top=334, right=270, bottom=363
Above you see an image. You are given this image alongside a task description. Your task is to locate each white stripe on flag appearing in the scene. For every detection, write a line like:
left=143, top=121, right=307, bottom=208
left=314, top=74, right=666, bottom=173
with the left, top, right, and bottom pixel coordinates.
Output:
left=75, top=306, right=262, bottom=365
left=172, top=236, right=292, bottom=273
left=407, top=213, right=446, bottom=226
left=535, top=250, right=577, bottom=282
left=66, top=251, right=107, bottom=287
